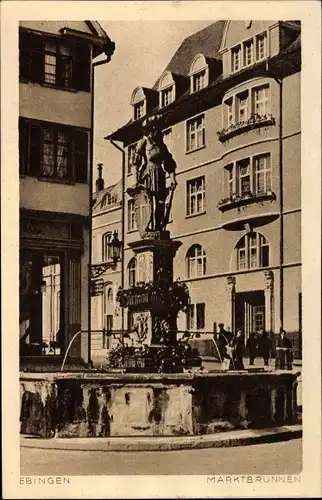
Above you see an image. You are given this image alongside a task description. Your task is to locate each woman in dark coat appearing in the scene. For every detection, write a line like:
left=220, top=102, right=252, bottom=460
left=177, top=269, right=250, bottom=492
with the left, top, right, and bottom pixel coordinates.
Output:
left=246, top=332, right=258, bottom=365
left=258, top=330, right=272, bottom=366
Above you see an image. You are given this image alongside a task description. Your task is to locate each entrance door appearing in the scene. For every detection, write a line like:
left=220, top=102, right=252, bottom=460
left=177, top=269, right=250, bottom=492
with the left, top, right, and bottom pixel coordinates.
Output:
left=235, top=291, right=265, bottom=339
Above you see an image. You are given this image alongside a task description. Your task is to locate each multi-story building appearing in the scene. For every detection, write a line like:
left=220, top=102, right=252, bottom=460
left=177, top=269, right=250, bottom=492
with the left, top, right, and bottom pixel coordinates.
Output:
left=19, top=21, right=115, bottom=369
left=91, top=166, right=122, bottom=365
left=100, top=20, right=302, bottom=359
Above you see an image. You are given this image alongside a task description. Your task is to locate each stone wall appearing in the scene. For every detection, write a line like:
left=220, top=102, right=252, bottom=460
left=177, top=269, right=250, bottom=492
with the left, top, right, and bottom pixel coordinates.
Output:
left=20, top=371, right=299, bottom=438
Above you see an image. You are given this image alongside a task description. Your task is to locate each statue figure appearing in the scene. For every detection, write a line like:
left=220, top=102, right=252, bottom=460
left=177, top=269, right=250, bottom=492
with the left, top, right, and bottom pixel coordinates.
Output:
left=130, top=116, right=177, bottom=233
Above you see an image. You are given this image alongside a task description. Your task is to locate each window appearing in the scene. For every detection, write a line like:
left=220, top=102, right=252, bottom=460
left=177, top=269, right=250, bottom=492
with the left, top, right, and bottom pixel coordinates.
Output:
left=127, top=199, right=137, bottom=232
left=254, top=154, right=271, bottom=194
left=19, top=118, right=88, bottom=182
left=186, top=245, right=206, bottom=278
left=101, top=191, right=117, bottom=209
left=186, top=303, right=205, bottom=330
left=19, top=30, right=90, bottom=91
left=243, top=39, right=254, bottom=66
left=227, top=164, right=234, bottom=197
left=192, top=70, right=206, bottom=92
left=253, top=85, right=269, bottom=116
left=224, top=154, right=272, bottom=199
left=223, top=84, right=270, bottom=129
left=186, top=114, right=205, bottom=152
left=128, top=258, right=137, bottom=287
left=237, top=158, right=251, bottom=196
left=186, top=176, right=205, bottom=216
left=134, top=102, right=145, bottom=121
left=256, top=33, right=267, bottom=61
left=237, top=91, right=249, bottom=123
left=127, top=144, right=137, bottom=175
left=102, top=232, right=112, bottom=262
left=161, top=87, right=174, bottom=107
left=236, top=232, right=269, bottom=270
left=231, top=46, right=241, bottom=72
left=42, top=128, right=70, bottom=179
left=225, top=98, right=234, bottom=127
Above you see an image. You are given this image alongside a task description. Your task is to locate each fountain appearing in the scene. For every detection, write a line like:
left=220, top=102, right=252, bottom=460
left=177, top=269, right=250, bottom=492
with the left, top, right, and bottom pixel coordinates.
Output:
left=20, top=116, right=300, bottom=440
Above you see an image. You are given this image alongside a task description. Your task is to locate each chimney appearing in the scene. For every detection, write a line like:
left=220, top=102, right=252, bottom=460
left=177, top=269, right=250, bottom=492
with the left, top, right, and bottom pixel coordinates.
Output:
left=96, top=163, right=104, bottom=192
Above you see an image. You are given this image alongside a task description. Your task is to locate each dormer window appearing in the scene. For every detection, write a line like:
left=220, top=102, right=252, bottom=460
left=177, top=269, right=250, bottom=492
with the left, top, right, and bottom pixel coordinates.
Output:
left=158, top=71, right=175, bottom=109
left=134, top=102, right=145, bottom=120
left=256, top=32, right=267, bottom=61
left=189, top=54, right=209, bottom=94
left=230, top=30, right=269, bottom=74
left=131, top=87, right=147, bottom=121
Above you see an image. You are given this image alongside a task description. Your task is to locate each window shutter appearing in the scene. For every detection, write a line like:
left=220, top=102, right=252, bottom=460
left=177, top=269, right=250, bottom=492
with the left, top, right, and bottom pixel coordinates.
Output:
left=19, top=119, right=29, bottom=175
left=19, top=31, right=32, bottom=81
left=74, top=130, right=89, bottom=183
left=29, top=34, right=44, bottom=83
left=73, top=43, right=91, bottom=92
left=29, top=123, right=42, bottom=176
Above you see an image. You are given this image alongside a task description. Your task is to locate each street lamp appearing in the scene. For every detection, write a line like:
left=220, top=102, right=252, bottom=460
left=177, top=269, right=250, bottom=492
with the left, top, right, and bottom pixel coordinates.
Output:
left=108, top=231, right=121, bottom=264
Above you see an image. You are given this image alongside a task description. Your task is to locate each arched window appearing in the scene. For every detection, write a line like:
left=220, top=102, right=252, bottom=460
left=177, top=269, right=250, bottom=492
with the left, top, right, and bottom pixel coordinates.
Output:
left=128, top=258, right=137, bottom=287
left=102, top=232, right=112, bottom=262
left=188, top=54, right=209, bottom=93
left=186, top=244, right=206, bottom=278
left=158, top=71, right=176, bottom=108
left=130, top=87, right=147, bottom=121
left=235, top=232, right=269, bottom=270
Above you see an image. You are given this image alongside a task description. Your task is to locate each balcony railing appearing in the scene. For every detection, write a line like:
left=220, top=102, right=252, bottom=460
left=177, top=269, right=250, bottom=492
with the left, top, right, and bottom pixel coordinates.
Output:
left=217, top=114, right=275, bottom=142
left=217, top=191, right=276, bottom=211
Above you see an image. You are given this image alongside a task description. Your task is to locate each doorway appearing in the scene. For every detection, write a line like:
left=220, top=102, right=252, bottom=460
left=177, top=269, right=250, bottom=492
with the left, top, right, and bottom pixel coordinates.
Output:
left=235, top=291, right=265, bottom=339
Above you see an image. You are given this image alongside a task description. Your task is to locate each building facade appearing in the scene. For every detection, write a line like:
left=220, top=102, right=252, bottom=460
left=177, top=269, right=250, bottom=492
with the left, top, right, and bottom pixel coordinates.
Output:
left=19, top=21, right=114, bottom=368
left=91, top=169, right=122, bottom=365
left=98, top=20, right=302, bottom=359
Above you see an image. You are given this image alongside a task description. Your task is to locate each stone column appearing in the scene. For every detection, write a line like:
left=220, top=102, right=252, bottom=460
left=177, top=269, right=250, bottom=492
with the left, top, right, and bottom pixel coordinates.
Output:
left=225, top=276, right=236, bottom=333
left=264, top=270, right=274, bottom=334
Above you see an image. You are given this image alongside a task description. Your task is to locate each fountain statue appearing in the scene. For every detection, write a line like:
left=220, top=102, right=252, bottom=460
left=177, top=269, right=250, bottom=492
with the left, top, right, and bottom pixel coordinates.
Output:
left=19, top=114, right=300, bottom=440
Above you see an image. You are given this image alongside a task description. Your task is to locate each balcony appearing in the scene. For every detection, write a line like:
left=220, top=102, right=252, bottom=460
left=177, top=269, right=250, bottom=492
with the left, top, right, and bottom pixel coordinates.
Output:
left=217, top=114, right=275, bottom=143
left=218, top=191, right=276, bottom=212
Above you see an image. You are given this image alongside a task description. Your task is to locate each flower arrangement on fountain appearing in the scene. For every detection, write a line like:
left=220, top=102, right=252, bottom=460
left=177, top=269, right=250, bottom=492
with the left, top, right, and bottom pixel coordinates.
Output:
left=116, top=279, right=190, bottom=312
left=108, top=279, right=201, bottom=373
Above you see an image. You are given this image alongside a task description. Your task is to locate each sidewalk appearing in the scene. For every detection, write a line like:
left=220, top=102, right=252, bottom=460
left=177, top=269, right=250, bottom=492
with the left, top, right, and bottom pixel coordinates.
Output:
left=20, top=424, right=302, bottom=452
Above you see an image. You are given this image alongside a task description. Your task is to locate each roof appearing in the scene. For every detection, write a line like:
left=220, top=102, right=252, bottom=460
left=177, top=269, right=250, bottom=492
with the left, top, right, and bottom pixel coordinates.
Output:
left=107, top=21, right=301, bottom=143
left=163, top=21, right=225, bottom=77
left=93, top=179, right=122, bottom=212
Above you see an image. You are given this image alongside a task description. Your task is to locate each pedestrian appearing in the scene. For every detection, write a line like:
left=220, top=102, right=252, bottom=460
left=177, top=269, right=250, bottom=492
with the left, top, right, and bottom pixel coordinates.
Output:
left=258, top=329, right=272, bottom=366
left=216, top=323, right=230, bottom=362
left=234, top=329, right=245, bottom=369
left=276, top=329, right=293, bottom=370
left=225, top=338, right=236, bottom=370
left=246, top=332, right=258, bottom=365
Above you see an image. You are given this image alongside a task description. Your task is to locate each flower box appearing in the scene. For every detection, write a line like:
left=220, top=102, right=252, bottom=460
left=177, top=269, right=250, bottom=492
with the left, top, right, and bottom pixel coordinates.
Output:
left=217, top=114, right=275, bottom=142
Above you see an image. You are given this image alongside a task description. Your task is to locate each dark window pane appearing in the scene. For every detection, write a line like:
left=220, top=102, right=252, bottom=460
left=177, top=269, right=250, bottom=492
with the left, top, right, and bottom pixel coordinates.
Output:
left=29, top=124, right=42, bottom=176
left=196, top=303, right=205, bottom=329
left=74, top=130, right=88, bottom=182
left=19, top=119, right=29, bottom=175
left=73, top=44, right=91, bottom=92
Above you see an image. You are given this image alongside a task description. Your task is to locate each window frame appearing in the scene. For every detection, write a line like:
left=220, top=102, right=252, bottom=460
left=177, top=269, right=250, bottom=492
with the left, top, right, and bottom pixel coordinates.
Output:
left=127, top=143, right=137, bottom=176
left=222, top=83, right=271, bottom=129
left=186, top=175, right=206, bottom=217
left=128, top=258, right=137, bottom=287
left=186, top=113, right=206, bottom=153
left=134, top=101, right=145, bottom=121
left=127, top=198, right=137, bottom=232
left=186, top=244, right=206, bottom=279
left=186, top=302, right=206, bottom=330
left=19, top=118, right=89, bottom=184
left=102, top=232, right=112, bottom=262
left=19, top=29, right=91, bottom=92
left=235, top=232, right=270, bottom=271
left=229, top=29, right=269, bottom=75
left=224, top=153, right=272, bottom=198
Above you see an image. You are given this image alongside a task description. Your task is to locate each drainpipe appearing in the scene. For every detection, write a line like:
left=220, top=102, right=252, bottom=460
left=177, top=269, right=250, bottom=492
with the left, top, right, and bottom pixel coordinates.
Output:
left=88, top=43, right=115, bottom=366
left=109, top=140, right=125, bottom=333
left=268, top=62, right=284, bottom=331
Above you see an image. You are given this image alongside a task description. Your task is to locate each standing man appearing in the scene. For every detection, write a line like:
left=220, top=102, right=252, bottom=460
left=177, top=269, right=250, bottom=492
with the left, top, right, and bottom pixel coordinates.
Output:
left=258, top=329, right=272, bottom=367
left=246, top=332, right=258, bottom=366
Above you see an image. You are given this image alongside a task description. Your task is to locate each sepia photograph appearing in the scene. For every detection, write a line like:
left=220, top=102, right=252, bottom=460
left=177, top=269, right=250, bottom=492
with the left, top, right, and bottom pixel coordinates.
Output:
left=1, top=1, right=321, bottom=498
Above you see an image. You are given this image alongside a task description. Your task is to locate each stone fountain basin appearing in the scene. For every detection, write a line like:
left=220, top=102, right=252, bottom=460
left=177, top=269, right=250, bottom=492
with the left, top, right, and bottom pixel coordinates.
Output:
left=20, top=370, right=300, bottom=438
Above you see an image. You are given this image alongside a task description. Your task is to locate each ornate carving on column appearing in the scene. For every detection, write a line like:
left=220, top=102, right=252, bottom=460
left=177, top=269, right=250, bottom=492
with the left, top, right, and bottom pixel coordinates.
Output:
left=264, top=270, right=274, bottom=334
left=226, top=276, right=236, bottom=333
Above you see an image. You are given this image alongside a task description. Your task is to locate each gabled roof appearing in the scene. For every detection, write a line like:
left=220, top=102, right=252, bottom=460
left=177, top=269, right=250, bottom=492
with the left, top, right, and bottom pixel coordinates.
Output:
left=85, top=21, right=109, bottom=39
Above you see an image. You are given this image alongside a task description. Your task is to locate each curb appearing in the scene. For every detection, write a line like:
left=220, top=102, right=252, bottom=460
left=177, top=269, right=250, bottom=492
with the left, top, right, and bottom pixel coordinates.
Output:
left=20, top=425, right=302, bottom=452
